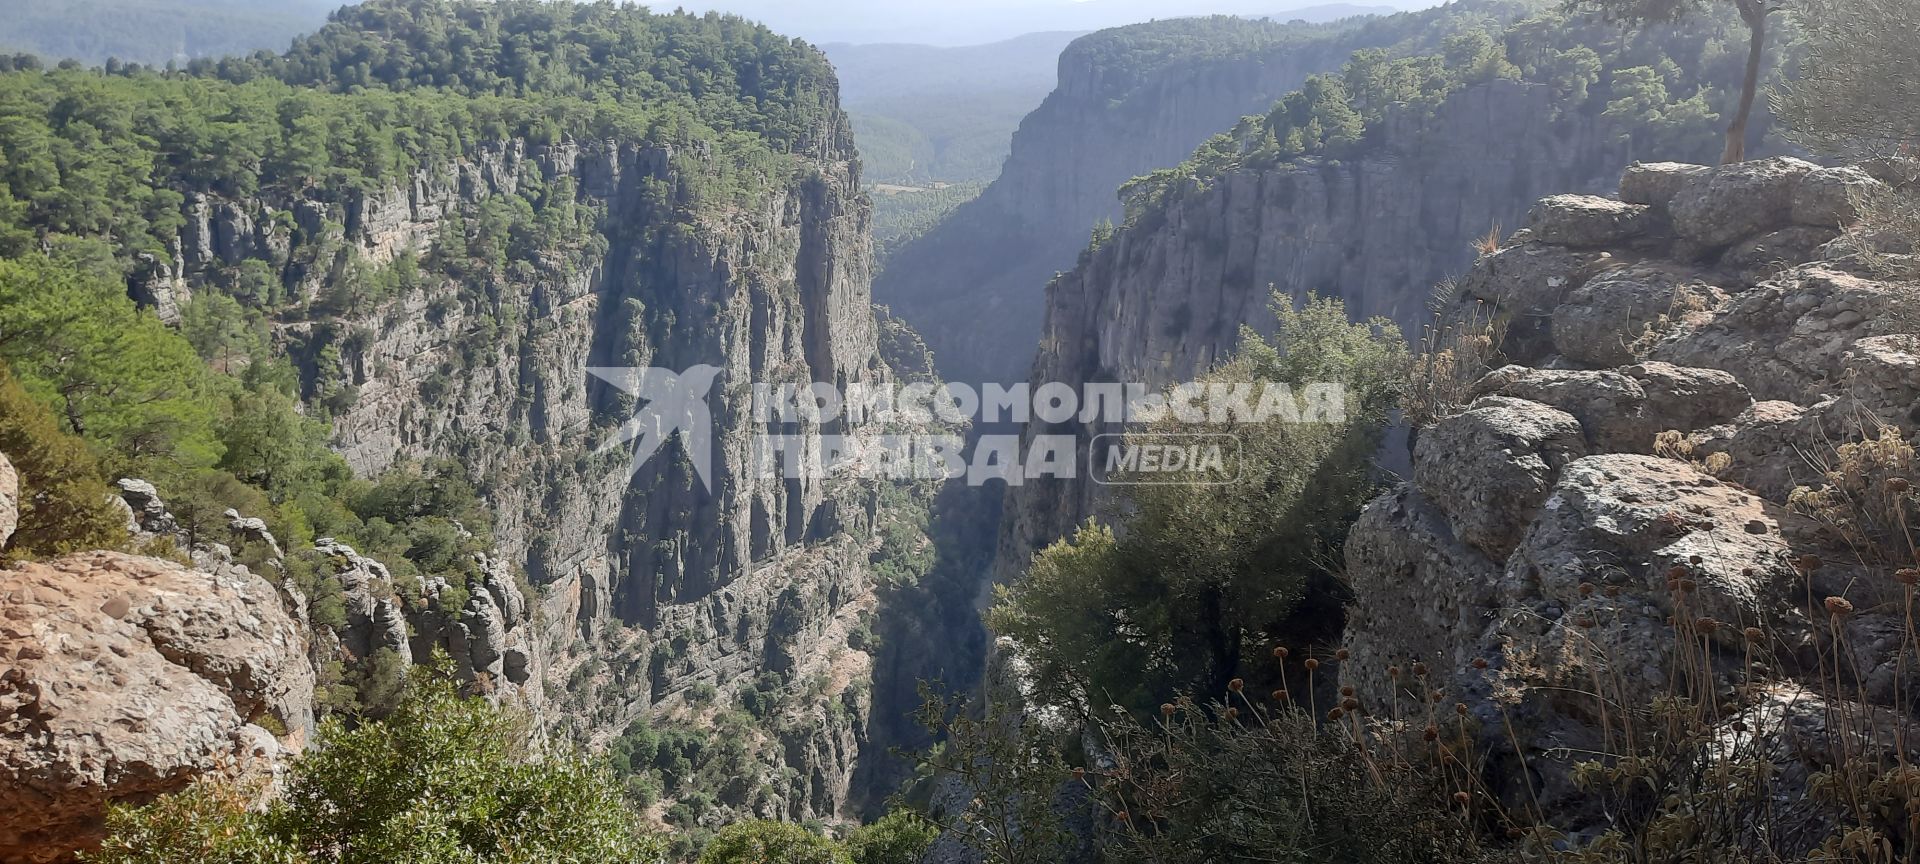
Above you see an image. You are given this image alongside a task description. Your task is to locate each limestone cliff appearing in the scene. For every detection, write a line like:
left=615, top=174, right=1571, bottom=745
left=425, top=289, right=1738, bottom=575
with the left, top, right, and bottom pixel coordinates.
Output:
left=871, top=1, right=1541, bottom=386
left=995, top=77, right=1671, bottom=587
left=873, top=18, right=1356, bottom=386
left=121, top=98, right=917, bottom=824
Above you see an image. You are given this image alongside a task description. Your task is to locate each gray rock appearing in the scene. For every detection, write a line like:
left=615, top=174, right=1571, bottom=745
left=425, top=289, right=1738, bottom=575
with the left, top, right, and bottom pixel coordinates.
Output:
left=1343, top=485, right=1503, bottom=708
left=1455, top=243, right=1614, bottom=313
left=1525, top=194, right=1653, bottom=247
left=1622, top=362, right=1753, bottom=438
left=1792, top=165, right=1883, bottom=227
left=1654, top=264, right=1917, bottom=407
left=1619, top=161, right=1710, bottom=209
left=1501, top=455, right=1808, bottom=704
left=1414, top=396, right=1587, bottom=560
left=1471, top=363, right=1749, bottom=453
left=0, top=452, right=15, bottom=550
left=1552, top=264, right=1725, bottom=367
left=1670, top=157, right=1819, bottom=248
left=116, top=478, right=178, bottom=537
left=1721, top=225, right=1842, bottom=287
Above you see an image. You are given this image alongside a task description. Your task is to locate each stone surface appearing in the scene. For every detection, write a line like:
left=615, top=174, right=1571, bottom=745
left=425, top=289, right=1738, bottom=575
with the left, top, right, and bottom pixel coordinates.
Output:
left=1525, top=194, right=1653, bottom=247
left=1655, top=265, right=1917, bottom=411
left=1551, top=263, right=1725, bottom=367
left=0, top=552, right=312, bottom=863
left=1414, top=396, right=1586, bottom=560
left=1721, top=225, right=1841, bottom=287
left=1792, top=165, right=1882, bottom=227
left=1471, top=362, right=1750, bottom=453
left=1343, top=485, right=1503, bottom=708
left=1619, top=160, right=1710, bottom=209
left=0, top=453, right=15, bottom=551
left=1669, top=157, right=1819, bottom=248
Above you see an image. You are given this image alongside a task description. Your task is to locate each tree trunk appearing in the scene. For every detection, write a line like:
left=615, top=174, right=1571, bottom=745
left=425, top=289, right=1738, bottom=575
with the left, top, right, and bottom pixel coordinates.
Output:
left=1722, top=6, right=1767, bottom=164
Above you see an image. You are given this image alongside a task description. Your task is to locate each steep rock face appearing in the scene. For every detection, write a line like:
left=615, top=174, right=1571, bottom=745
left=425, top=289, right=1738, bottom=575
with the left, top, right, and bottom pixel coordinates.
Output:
left=995, top=79, right=1640, bottom=585
left=0, top=453, right=15, bottom=550
left=0, top=552, right=313, bottom=864
left=1341, top=159, right=1916, bottom=846
left=873, top=23, right=1362, bottom=386
left=126, top=105, right=908, bottom=820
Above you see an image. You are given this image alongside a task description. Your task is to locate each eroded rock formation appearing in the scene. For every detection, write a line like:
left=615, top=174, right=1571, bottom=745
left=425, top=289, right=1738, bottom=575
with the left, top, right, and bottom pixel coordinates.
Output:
left=1341, top=157, right=1918, bottom=848
left=0, top=552, right=312, bottom=863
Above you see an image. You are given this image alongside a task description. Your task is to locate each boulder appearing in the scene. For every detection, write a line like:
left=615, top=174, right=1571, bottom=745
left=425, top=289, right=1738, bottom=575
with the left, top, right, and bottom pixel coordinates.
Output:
left=1414, top=396, right=1586, bottom=560
left=1342, top=485, right=1503, bottom=708
left=1655, top=265, right=1916, bottom=405
left=1471, top=363, right=1750, bottom=453
left=1619, top=161, right=1710, bottom=210
left=1455, top=243, right=1614, bottom=313
left=114, top=479, right=177, bottom=538
left=1499, top=455, right=1807, bottom=704
left=0, top=552, right=313, bottom=863
left=1525, top=195, right=1653, bottom=248
left=1792, top=165, right=1883, bottom=227
left=1843, top=334, right=1920, bottom=425
left=1622, top=362, right=1754, bottom=438
left=0, top=453, right=15, bottom=550
left=1684, top=399, right=1843, bottom=501
left=1552, top=264, right=1725, bottom=367
left=1670, top=157, right=1818, bottom=248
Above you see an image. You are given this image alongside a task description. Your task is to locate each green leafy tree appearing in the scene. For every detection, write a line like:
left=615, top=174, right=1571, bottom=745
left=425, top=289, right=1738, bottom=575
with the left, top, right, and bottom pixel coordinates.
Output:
left=0, top=254, right=220, bottom=472
left=991, top=294, right=1406, bottom=713
left=1775, top=0, right=1920, bottom=159
left=88, top=665, right=665, bottom=864
left=697, top=821, right=850, bottom=864
left=1566, top=0, right=1781, bottom=163
left=0, top=362, right=127, bottom=561
left=845, top=810, right=938, bottom=864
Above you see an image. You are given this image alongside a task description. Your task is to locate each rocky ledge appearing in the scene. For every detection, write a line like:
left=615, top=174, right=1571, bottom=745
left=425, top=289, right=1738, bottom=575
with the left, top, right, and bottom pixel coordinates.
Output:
left=1342, top=157, right=1919, bottom=850
left=0, top=551, right=313, bottom=864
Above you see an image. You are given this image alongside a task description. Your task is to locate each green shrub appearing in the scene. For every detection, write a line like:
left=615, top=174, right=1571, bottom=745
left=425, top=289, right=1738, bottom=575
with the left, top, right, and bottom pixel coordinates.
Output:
left=697, top=821, right=850, bottom=864
left=0, top=362, right=127, bottom=561
left=845, top=810, right=937, bottom=864
left=88, top=664, right=665, bottom=864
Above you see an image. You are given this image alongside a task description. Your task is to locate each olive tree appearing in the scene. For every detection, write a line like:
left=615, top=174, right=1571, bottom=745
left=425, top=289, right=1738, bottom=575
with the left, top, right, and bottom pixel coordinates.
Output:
left=1775, top=0, right=1920, bottom=159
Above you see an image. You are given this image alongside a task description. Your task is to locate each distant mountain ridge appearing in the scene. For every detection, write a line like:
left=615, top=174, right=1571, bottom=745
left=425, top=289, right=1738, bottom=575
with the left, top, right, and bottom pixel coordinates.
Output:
left=0, top=0, right=335, bottom=66
left=686, top=0, right=1399, bottom=46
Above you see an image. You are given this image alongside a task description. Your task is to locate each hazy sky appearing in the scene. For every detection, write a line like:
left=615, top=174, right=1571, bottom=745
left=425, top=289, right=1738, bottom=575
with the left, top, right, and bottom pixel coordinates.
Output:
left=670, top=0, right=1434, bottom=45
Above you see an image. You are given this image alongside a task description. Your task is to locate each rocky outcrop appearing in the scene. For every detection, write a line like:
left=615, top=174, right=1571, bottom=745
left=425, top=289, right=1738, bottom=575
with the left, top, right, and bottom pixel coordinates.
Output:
left=1340, top=158, right=1915, bottom=848
left=0, top=552, right=313, bottom=863
left=0, top=454, right=15, bottom=550
left=994, top=77, right=1677, bottom=587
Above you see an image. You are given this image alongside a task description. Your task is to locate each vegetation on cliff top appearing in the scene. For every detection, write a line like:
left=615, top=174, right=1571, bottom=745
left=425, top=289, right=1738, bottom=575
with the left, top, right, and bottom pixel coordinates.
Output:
left=1117, top=2, right=1782, bottom=226
left=0, top=0, right=845, bottom=279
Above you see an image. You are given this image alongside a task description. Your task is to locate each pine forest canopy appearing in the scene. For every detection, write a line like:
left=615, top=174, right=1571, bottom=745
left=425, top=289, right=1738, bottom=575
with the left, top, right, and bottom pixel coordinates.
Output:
left=0, top=0, right=846, bottom=279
